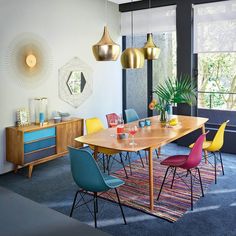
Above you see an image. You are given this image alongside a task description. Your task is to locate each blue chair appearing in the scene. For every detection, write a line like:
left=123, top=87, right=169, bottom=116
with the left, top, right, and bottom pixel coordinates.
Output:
left=125, top=108, right=139, bottom=123
left=68, top=147, right=127, bottom=228
left=124, top=108, right=160, bottom=165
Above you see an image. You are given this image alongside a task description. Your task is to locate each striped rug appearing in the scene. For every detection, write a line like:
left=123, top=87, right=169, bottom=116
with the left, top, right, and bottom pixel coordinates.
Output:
left=104, top=156, right=220, bottom=222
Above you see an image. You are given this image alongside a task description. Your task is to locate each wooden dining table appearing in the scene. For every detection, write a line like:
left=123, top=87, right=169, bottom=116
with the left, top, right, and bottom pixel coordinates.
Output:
left=75, top=115, right=208, bottom=211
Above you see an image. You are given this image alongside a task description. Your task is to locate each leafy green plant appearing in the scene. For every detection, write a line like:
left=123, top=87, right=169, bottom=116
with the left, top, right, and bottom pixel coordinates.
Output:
left=153, top=74, right=197, bottom=105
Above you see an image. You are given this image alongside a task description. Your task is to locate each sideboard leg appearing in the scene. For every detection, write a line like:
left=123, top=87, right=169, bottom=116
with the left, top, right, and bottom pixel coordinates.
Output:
left=28, top=165, right=34, bottom=178
left=14, top=165, right=19, bottom=174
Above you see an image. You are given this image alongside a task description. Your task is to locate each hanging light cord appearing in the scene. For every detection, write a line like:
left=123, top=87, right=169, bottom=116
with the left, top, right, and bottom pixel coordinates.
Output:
left=131, top=0, right=134, bottom=47
left=105, top=0, right=108, bottom=26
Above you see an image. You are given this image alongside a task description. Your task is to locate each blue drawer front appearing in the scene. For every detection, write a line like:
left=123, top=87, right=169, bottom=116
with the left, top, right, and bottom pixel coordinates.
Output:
left=24, top=137, right=56, bottom=154
left=24, top=147, right=56, bottom=164
left=24, top=127, right=56, bottom=143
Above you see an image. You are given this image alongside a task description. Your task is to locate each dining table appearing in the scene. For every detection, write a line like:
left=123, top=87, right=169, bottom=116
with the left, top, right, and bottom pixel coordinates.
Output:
left=75, top=115, right=208, bottom=211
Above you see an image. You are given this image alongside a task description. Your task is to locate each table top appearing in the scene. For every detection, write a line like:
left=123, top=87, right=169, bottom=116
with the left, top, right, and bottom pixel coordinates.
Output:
left=75, top=115, right=208, bottom=152
left=0, top=186, right=111, bottom=236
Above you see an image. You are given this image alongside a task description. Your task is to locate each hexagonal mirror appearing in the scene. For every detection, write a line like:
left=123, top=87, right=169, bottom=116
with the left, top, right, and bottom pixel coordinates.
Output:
left=58, top=57, right=93, bottom=108
left=66, top=71, right=86, bottom=95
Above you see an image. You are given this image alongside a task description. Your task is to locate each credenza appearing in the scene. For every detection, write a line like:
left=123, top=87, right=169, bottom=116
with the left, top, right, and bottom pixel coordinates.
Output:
left=6, top=118, right=83, bottom=178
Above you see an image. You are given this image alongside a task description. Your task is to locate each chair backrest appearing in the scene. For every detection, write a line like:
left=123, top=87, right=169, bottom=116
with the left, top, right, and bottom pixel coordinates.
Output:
left=86, top=117, right=105, bottom=134
left=125, top=109, right=139, bottom=123
left=106, top=113, right=120, bottom=128
left=68, top=147, right=109, bottom=192
left=181, top=133, right=206, bottom=169
left=209, top=120, right=229, bottom=151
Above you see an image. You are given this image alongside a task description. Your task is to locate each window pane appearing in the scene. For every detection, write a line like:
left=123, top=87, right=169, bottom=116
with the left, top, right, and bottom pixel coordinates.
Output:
left=126, top=35, right=147, bottom=119
left=198, top=52, right=236, bottom=110
left=153, top=32, right=177, bottom=87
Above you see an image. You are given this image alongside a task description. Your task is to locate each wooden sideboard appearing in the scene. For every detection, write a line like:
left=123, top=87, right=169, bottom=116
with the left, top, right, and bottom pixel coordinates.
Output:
left=6, top=118, right=83, bottom=178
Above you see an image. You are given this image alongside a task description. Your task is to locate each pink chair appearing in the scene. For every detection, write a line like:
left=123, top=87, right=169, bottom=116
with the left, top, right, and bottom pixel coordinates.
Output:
left=157, top=133, right=207, bottom=210
left=106, top=113, right=120, bottom=128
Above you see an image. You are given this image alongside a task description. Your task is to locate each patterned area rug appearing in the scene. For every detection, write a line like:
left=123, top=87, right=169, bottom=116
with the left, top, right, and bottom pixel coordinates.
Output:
left=103, top=156, right=220, bottom=222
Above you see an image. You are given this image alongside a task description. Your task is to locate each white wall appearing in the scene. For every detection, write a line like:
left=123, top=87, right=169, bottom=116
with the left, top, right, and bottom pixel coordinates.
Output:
left=0, top=0, right=122, bottom=174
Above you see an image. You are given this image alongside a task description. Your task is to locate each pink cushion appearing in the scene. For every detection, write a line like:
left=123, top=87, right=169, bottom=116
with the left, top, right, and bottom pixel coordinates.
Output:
left=161, top=155, right=188, bottom=167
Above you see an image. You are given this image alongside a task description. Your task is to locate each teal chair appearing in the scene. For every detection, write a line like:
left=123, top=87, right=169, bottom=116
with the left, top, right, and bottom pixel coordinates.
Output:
left=125, top=108, right=139, bottom=123
left=68, top=147, right=127, bottom=228
left=124, top=108, right=160, bottom=164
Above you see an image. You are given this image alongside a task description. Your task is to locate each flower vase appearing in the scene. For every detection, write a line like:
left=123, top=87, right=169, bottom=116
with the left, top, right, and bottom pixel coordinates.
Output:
left=160, top=110, right=167, bottom=125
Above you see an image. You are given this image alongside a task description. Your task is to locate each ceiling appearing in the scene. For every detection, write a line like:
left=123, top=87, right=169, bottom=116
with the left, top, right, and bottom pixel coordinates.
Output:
left=109, top=0, right=142, bottom=4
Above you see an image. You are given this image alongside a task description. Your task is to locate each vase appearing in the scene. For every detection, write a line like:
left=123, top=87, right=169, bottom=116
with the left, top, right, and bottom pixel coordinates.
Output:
left=160, top=110, right=167, bottom=124
left=166, top=104, right=173, bottom=116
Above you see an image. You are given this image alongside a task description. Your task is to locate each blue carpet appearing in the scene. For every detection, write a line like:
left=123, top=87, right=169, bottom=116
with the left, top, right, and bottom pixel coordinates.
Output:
left=0, top=143, right=236, bottom=236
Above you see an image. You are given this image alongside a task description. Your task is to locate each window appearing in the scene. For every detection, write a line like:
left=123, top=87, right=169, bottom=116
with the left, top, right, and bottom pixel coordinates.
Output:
left=194, top=0, right=236, bottom=111
left=198, top=52, right=236, bottom=110
left=121, top=5, right=176, bottom=117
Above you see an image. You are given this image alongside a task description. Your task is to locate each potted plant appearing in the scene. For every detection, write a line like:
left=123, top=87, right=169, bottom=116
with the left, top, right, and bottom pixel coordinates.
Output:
left=149, top=74, right=196, bottom=122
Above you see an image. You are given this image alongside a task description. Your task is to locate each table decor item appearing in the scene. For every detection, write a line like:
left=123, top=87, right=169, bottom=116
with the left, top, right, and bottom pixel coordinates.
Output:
left=152, top=74, right=197, bottom=115
left=128, top=125, right=138, bottom=146
left=145, top=119, right=151, bottom=126
left=53, top=116, right=62, bottom=123
left=149, top=74, right=196, bottom=124
left=16, top=108, right=30, bottom=127
left=34, top=97, right=48, bottom=124
left=149, top=98, right=168, bottom=124
left=139, top=120, right=146, bottom=128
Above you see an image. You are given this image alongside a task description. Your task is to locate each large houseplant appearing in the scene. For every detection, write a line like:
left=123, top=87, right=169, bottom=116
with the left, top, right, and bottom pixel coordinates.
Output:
left=149, top=74, right=197, bottom=122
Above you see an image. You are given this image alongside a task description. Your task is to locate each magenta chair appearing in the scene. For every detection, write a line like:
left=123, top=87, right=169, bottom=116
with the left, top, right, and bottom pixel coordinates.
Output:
left=157, top=133, right=207, bottom=210
left=106, top=113, right=120, bottom=128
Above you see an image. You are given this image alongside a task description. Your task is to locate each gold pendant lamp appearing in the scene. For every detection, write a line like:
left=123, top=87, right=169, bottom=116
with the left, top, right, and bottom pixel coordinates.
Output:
left=143, top=0, right=160, bottom=60
left=143, top=33, right=160, bottom=60
left=121, top=0, right=144, bottom=69
left=92, top=26, right=120, bottom=61
left=92, top=0, right=120, bottom=61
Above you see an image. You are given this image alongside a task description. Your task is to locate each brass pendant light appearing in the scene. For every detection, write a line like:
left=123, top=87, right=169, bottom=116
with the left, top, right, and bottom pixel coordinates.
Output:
left=143, top=0, right=160, bottom=60
left=143, top=33, right=160, bottom=60
left=121, top=0, right=144, bottom=69
left=92, top=0, right=120, bottom=61
left=92, top=26, right=120, bottom=61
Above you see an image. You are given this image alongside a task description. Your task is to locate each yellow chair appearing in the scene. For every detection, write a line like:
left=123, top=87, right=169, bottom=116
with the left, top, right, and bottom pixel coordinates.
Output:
left=85, top=117, right=128, bottom=178
left=189, top=120, right=229, bottom=184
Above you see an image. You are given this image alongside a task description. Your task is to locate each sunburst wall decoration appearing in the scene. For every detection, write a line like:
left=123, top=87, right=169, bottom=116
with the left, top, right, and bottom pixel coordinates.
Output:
left=6, top=32, right=52, bottom=88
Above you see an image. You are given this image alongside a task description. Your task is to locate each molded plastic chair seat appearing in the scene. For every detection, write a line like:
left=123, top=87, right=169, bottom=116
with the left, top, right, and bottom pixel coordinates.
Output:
left=103, top=173, right=124, bottom=188
left=189, top=141, right=212, bottom=150
left=89, top=145, right=119, bottom=155
left=124, top=109, right=139, bottom=123
left=68, top=147, right=127, bottom=228
left=157, top=133, right=206, bottom=210
left=189, top=120, right=229, bottom=183
left=161, top=155, right=188, bottom=167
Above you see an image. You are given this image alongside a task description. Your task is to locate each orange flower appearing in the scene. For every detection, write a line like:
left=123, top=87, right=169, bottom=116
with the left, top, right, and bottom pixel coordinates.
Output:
left=152, top=99, right=157, bottom=106
left=149, top=102, right=155, bottom=110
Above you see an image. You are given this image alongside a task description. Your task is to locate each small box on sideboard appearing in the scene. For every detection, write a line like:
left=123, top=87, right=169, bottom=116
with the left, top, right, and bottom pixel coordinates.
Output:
left=6, top=118, right=84, bottom=178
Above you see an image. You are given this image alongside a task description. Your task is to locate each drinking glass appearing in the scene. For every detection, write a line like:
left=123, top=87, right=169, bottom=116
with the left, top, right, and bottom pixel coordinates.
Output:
left=129, top=125, right=138, bottom=146
left=109, top=118, right=118, bottom=137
